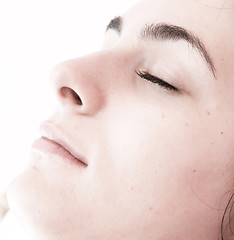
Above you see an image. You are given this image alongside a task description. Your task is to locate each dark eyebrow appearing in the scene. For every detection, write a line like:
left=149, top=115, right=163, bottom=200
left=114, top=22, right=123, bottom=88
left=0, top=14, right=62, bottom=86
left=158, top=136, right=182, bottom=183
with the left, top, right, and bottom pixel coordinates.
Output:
left=106, top=16, right=123, bottom=34
left=141, top=23, right=216, bottom=77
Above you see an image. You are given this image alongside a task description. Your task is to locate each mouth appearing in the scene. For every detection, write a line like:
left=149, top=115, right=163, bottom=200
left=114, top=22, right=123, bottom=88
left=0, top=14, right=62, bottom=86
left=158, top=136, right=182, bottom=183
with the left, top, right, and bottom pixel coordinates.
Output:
left=31, top=122, right=87, bottom=167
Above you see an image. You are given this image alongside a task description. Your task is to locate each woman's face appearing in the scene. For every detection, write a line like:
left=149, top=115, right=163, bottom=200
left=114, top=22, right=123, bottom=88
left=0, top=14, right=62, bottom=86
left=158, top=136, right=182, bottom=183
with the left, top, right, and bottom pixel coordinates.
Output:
left=8, top=0, right=234, bottom=239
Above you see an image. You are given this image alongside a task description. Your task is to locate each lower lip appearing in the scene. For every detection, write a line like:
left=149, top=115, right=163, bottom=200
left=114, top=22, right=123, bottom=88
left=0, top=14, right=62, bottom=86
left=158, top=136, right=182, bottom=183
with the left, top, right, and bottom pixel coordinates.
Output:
left=31, top=137, right=86, bottom=167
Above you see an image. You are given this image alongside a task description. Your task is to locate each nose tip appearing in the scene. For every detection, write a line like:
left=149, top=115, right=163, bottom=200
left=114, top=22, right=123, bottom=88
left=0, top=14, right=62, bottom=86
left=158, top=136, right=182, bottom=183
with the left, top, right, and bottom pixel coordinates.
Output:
left=60, top=86, right=83, bottom=106
left=51, top=55, right=107, bottom=116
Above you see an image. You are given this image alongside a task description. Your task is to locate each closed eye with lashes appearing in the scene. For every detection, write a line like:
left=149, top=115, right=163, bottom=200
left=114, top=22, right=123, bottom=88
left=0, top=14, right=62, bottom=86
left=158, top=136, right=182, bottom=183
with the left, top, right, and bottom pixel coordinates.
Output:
left=135, top=70, right=179, bottom=92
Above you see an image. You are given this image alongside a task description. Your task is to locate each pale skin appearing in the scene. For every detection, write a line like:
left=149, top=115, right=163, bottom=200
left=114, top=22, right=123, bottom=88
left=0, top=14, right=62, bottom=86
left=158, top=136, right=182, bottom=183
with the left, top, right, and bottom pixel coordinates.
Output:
left=7, top=0, right=234, bottom=239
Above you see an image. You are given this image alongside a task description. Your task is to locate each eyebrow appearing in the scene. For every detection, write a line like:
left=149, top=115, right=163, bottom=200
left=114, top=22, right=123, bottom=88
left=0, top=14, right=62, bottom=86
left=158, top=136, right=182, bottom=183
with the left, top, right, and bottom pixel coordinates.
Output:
left=106, top=17, right=216, bottom=77
left=106, top=16, right=122, bottom=34
left=141, top=23, right=216, bottom=76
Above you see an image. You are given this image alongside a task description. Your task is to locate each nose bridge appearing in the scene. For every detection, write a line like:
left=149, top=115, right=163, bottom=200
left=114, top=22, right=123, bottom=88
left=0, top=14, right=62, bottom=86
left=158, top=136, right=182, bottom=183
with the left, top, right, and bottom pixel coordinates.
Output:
left=52, top=51, right=114, bottom=89
left=51, top=50, right=126, bottom=115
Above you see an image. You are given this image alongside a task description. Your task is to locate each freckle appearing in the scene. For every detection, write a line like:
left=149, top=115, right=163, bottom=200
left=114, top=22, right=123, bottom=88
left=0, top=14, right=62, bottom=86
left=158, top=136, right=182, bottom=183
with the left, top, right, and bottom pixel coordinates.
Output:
left=161, top=113, right=165, bottom=118
left=206, top=111, right=210, bottom=116
left=148, top=207, right=153, bottom=211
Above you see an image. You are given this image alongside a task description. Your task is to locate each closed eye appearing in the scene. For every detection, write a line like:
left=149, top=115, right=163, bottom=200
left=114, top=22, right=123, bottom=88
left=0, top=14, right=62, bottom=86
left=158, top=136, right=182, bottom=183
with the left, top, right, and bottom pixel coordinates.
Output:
left=135, top=70, right=179, bottom=92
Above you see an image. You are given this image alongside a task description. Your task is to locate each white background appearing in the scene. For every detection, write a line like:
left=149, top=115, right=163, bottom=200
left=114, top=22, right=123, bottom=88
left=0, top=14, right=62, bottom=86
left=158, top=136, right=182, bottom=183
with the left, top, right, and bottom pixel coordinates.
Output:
left=0, top=0, right=137, bottom=192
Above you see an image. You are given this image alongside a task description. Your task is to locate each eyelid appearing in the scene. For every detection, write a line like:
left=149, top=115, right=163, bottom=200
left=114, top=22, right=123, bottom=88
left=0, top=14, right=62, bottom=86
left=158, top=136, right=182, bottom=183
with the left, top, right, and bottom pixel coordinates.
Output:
left=135, top=69, right=179, bottom=92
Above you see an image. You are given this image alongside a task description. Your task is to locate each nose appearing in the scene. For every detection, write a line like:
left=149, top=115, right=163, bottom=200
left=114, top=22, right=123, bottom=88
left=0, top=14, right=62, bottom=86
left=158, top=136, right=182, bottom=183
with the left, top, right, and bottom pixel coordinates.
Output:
left=51, top=51, right=120, bottom=116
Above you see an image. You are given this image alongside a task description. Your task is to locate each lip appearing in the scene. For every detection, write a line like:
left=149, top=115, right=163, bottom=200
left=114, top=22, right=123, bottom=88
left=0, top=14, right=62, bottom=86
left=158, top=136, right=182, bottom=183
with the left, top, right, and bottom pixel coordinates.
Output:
left=31, top=122, right=87, bottom=167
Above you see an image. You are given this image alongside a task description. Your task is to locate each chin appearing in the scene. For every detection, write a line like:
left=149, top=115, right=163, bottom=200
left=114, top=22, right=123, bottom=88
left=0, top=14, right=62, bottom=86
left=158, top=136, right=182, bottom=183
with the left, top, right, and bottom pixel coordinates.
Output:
left=6, top=155, right=86, bottom=240
left=8, top=164, right=47, bottom=233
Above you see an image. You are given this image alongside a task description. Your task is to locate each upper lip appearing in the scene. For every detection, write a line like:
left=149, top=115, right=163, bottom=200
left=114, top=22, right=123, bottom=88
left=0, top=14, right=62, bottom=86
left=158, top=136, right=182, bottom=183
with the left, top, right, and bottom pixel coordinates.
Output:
left=39, top=121, right=88, bottom=166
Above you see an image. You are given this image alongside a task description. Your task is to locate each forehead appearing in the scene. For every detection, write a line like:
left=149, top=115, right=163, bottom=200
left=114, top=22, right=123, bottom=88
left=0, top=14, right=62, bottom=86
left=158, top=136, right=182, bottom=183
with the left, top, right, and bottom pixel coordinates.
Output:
left=123, top=0, right=234, bottom=25
left=122, top=0, right=234, bottom=81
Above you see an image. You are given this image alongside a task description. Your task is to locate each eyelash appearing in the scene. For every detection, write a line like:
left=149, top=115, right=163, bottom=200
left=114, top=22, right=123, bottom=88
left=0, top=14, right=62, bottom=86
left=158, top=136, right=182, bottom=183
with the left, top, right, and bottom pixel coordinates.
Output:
left=135, top=70, right=179, bottom=92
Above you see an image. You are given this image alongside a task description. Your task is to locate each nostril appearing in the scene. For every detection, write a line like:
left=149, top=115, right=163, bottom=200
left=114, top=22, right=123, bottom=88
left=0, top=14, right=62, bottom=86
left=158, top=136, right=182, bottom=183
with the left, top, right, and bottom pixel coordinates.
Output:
left=60, top=87, right=83, bottom=105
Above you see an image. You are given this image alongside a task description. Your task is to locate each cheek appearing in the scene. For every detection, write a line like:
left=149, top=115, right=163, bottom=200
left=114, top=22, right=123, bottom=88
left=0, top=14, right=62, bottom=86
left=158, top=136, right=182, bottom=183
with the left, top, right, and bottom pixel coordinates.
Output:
left=99, top=101, right=230, bottom=213
left=97, top=104, right=189, bottom=204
